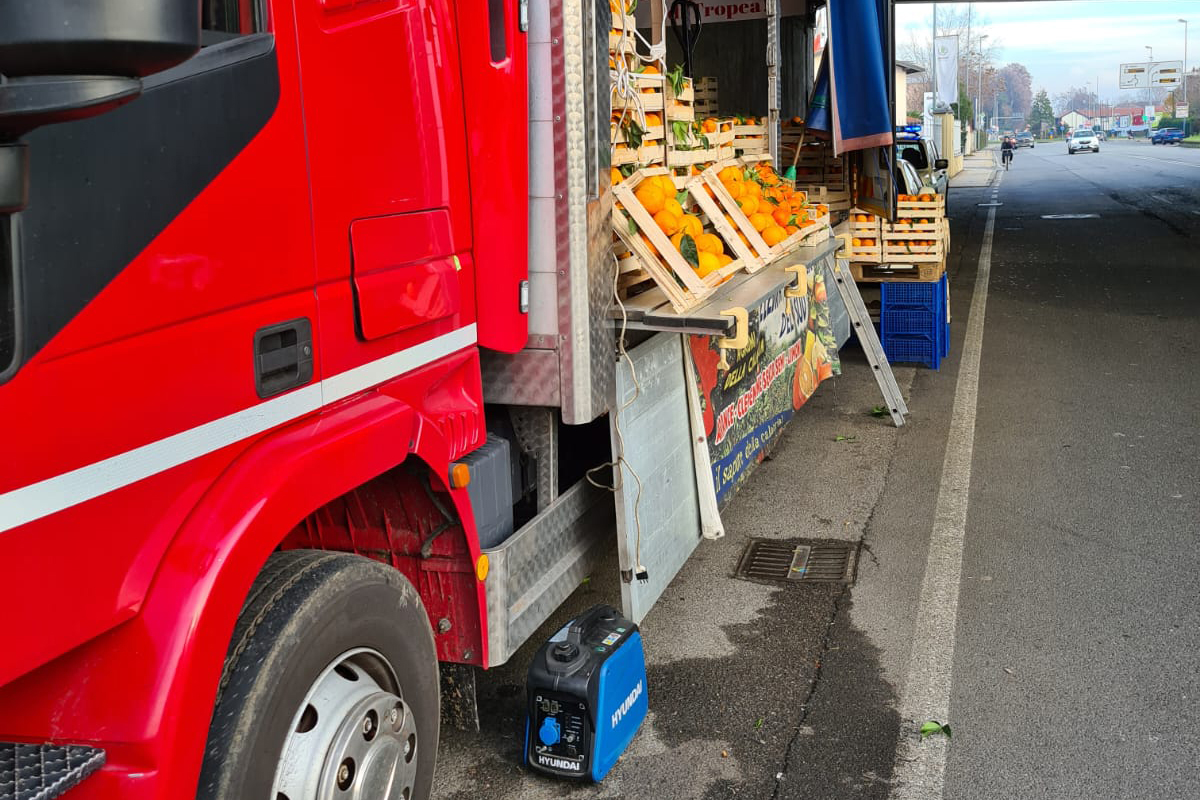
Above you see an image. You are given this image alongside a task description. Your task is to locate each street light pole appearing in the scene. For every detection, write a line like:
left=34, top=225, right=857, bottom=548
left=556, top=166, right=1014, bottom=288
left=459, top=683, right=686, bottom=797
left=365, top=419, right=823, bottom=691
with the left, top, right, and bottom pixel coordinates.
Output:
left=1145, top=46, right=1154, bottom=114
left=1181, top=18, right=1190, bottom=134
left=977, top=34, right=988, bottom=140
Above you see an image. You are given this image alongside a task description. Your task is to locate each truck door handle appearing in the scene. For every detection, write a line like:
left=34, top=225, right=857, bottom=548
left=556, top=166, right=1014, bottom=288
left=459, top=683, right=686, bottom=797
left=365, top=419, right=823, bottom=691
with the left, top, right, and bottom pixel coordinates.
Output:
left=254, top=318, right=314, bottom=398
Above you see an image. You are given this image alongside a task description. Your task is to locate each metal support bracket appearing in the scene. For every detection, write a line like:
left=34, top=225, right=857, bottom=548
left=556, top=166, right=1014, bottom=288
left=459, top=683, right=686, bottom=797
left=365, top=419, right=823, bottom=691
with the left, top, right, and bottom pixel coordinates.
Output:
left=717, top=306, right=749, bottom=369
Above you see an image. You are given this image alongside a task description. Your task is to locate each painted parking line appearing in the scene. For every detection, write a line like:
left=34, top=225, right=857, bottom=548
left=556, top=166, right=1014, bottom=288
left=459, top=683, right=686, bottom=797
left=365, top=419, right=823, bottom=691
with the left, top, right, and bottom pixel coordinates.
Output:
left=889, top=177, right=998, bottom=799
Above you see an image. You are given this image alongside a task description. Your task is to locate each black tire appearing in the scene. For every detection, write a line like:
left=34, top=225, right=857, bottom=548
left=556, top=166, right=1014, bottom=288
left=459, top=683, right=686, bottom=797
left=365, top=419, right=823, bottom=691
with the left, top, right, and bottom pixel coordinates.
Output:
left=197, top=550, right=440, bottom=800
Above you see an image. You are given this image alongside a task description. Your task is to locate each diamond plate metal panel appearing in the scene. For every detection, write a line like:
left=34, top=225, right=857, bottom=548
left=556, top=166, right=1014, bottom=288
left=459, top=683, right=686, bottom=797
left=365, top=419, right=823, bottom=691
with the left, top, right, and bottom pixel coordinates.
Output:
left=480, top=349, right=562, bottom=406
left=1, top=743, right=105, bottom=800
left=482, top=478, right=613, bottom=666
left=556, top=0, right=615, bottom=425
left=509, top=406, right=560, bottom=510
left=612, top=334, right=703, bottom=624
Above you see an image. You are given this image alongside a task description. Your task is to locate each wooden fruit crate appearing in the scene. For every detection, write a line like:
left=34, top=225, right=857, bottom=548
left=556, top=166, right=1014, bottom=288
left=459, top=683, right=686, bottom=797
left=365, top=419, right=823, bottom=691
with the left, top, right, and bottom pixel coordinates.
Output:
left=882, top=217, right=943, bottom=263
left=612, top=142, right=665, bottom=166
left=848, top=261, right=944, bottom=283
left=668, top=144, right=734, bottom=168
left=613, top=74, right=665, bottom=113
left=896, top=193, right=946, bottom=217
left=694, top=77, right=719, bottom=116
left=848, top=209, right=881, bottom=254
left=732, top=123, right=767, bottom=154
left=611, top=120, right=664, bottom=146
left=794, top=184, right=851, bottom=212
left=666, top=82, right=695, bottom=121
left=700, top=156, right=831, bottom=265
left=611, top=167, right=761, bottom=312
left=609, top=13, right=637, bottom=53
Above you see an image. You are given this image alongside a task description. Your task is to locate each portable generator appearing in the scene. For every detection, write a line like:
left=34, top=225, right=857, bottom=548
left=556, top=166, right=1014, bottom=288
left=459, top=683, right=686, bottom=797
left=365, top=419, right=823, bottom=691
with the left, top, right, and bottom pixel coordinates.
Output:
left=524, top=604, right=648, bottom=781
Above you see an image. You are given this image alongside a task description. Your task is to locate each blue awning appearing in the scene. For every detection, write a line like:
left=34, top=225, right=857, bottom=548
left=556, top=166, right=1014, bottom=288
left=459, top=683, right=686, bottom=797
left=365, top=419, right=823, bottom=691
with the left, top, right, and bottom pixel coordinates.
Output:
left=806, top=0, right=893, bottom=155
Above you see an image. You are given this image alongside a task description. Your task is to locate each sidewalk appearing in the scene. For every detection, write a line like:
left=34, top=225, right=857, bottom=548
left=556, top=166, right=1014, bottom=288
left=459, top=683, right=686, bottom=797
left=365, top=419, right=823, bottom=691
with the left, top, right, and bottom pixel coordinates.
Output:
left=951, top=148, right=996, bottom=188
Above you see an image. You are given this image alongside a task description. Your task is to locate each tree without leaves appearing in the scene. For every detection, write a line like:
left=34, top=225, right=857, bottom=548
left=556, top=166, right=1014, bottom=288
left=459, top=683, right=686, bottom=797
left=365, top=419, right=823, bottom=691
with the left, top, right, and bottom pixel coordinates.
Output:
left=996, top=63, right=1032, bottom=119
left=900, top=5, right=1001, bottom=117
left=1054, top=86, right=1100, bottom=116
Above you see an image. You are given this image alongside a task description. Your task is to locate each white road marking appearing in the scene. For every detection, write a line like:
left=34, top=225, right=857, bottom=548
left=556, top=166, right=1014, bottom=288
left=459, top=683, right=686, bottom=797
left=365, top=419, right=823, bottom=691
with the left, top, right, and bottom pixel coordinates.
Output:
left=1128, top=154, right=1200, bottom=168
left=889, top=180, right=997, bottom=799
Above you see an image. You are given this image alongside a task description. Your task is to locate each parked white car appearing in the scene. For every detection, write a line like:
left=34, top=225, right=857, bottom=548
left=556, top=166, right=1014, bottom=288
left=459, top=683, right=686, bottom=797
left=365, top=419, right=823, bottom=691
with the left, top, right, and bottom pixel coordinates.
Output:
left=1068, top=131, right=1099, bottom=154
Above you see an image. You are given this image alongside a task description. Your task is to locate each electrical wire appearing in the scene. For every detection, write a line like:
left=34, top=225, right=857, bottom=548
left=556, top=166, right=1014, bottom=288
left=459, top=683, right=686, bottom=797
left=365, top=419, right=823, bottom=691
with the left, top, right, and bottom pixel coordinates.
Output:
left=585, top=251, right=646, bottom=580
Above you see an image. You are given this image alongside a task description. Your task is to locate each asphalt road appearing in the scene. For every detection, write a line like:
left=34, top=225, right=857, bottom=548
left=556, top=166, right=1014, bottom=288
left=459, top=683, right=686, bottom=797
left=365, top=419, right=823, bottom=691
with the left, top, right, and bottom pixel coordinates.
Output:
left=430, top=139, right=1199, bottom=799
left=943, top=138, right=1200, bottom=799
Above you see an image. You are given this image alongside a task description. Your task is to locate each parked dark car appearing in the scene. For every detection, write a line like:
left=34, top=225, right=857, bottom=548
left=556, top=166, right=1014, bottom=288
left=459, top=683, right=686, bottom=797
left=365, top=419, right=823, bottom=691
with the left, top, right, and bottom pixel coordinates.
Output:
left=1015, top=132, right=1035, bottom=148
left=1151, top=128, right=1184, bottom=145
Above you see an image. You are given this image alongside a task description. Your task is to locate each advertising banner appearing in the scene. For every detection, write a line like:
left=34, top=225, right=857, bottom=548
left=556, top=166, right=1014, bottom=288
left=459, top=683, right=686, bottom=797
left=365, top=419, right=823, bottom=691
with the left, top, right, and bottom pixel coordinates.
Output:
left=934, top=35, right=959, bottom=107
left=689, top=264, right=840, bottom=507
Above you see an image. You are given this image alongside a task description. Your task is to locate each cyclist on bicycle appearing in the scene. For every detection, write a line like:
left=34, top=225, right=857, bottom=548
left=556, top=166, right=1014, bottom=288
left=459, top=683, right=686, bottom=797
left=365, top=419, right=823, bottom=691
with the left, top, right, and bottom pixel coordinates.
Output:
left=1000, top=136, right=1015, bottom=168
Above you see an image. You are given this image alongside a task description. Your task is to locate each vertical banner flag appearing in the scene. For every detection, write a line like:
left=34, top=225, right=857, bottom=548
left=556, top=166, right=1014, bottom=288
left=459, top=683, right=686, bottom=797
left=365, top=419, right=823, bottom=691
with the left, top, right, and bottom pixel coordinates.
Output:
left=935, top=35, right=959, bottom=107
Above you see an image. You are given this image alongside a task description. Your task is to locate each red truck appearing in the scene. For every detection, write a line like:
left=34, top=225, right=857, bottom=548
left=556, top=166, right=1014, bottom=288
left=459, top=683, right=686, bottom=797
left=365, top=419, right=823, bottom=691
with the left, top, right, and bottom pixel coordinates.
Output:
left=0, top=0, right=648, bottom=797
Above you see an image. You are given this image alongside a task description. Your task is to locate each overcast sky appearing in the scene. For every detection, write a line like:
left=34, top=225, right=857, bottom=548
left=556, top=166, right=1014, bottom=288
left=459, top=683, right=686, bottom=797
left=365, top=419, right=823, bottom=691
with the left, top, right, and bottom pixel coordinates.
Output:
left=896, top=0, right=1196, bottom=101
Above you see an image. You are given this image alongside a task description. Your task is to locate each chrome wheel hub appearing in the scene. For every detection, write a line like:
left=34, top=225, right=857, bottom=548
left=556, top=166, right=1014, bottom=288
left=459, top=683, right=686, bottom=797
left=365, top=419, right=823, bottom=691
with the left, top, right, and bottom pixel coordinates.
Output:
left=273, top=648, right=418, bottom=800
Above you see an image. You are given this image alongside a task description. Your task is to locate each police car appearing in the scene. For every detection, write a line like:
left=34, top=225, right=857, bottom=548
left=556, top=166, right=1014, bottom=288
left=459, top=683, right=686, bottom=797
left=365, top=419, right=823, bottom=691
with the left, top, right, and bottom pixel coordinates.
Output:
left=895, top=127, right=949, bottom=195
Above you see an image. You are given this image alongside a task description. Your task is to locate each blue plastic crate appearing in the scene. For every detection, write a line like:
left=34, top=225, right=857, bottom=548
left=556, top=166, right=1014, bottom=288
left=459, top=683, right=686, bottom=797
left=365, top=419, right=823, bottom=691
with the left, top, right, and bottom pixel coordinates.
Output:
left=882, top=333, right=941, bottom=370
left=880, top=280, right=941, bottom=312
left=882, top=309, right=939, bottom=338
left=941, top=275, right=951, bottom=358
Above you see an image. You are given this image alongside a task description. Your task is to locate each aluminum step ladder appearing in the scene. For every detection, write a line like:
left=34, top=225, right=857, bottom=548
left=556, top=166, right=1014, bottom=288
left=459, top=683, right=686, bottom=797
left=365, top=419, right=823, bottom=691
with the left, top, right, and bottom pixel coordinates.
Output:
left=828, top=249, right=909, bottom=427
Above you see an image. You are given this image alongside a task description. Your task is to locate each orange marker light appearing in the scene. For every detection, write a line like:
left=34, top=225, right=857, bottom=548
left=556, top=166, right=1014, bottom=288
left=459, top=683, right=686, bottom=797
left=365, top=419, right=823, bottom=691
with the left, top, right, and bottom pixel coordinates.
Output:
left=449, top=463, right=470, bottom=489
left=475, top=554, right=490, bottom=582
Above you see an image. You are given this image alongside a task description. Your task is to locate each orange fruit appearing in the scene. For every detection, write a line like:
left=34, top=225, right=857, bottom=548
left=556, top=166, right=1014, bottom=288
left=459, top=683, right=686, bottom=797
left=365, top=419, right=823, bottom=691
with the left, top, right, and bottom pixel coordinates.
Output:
left=702, top=118, right=718, bottom=133
left=645, top=112, right=663, bottom=127
left=611, top=167, right=623, bottom=185
left=670, top=231, right=686, bottom=251
left=785, top=225, right=800, bottom=236
left=720, top=123, right=731, bottom=132
left=697, top=233, right=724, bottom=254
left=696, top=251, right=721, bottom=277
left=737, top=195, right=759, bottom=216
left=641, top=64, right=660, bottom=75
left=722, top=179, right=744, bottom=200
left=635, top=182, right=666, bottom=214
left=716, top=253, right=734, bottom=267
left=662, top=197, right=684, bottom=218
left=654, top=175, right=677, bottom=195
left=639, top=233, right=657, bottom=256
left=678, top=214, right=703, bottom=238
left=772, top=207, right=794, bottom=227
left=748, top=212, right=772, bottom=232
left=718, top=166, right=743, bottom=184
left=743, top=181, right=762, bottom=199
left=654, top=209, right=680, bottom=235
left=762, top=225, right=787, bottom=246
left=852, top=238, right=862, bottom=247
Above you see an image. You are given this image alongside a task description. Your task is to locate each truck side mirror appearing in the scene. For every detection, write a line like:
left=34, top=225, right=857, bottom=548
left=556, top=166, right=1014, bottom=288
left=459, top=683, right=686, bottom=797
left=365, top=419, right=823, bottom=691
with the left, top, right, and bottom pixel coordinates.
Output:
left=0, top=0, right=200, bottom=211
left=934, top=158, right=949, bottom=170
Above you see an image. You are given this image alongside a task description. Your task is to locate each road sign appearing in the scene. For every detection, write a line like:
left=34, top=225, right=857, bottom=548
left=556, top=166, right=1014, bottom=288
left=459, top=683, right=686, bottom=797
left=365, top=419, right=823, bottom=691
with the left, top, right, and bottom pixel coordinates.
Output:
left=1178, top=104, right=1190, bottom=118
left=1119, top=61, right=1184, bottom=89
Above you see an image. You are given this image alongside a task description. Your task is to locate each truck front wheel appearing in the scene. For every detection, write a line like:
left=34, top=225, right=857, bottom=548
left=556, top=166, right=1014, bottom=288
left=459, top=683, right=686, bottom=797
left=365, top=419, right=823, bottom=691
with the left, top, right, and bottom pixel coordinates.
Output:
left=198, top=551, right=440, bottom=800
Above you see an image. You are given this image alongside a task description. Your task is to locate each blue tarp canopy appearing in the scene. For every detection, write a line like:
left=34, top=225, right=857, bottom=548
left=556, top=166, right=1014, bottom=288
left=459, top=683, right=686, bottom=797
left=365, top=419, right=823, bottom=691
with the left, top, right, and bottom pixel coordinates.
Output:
left=805, top=0, right=893, bottom=155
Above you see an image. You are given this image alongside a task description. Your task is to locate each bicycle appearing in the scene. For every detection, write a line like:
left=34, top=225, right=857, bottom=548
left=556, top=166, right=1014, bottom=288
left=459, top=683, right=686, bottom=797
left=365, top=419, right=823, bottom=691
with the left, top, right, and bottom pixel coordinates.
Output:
left=1001, top=148, right=1012, bottom=170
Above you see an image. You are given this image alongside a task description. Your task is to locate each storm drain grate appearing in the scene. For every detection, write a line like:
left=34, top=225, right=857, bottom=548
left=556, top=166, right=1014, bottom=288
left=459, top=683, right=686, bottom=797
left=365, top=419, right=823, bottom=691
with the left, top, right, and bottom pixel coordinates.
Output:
left=735, top=539, right=856, bottom=585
